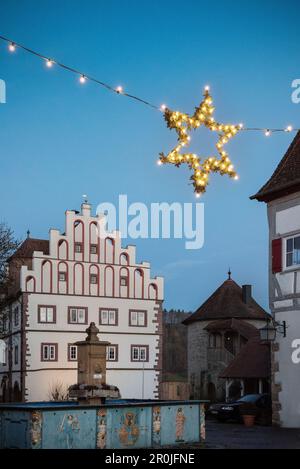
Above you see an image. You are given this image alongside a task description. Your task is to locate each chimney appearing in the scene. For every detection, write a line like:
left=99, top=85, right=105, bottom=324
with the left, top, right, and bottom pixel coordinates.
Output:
left=242, top=285, right=252, bottom=304
left=81, top=195, right=91, bottom=217
left=81, top=202, right=91, bottom=218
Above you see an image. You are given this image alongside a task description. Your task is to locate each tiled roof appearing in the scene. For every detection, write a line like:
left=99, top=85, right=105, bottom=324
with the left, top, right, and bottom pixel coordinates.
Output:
left=251, top=131, right=300, bottom=202
left=204, top=318, right=259, bottom=340
left=219, top=337, right=271, bottom=379
left=182, top=278, right=268, bottom=325
left=9, top=238, right=49, bottom=260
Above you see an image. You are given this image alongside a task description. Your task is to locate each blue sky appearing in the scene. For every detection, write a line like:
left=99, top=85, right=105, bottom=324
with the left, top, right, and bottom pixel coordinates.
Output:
left=0, top=0, right=299, bottom=311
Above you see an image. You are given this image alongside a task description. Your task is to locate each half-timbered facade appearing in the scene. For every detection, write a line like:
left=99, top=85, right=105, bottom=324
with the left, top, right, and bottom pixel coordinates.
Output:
left=251, top=131, right=300, bottom=427
left=0, top=202, right=163, bottom=402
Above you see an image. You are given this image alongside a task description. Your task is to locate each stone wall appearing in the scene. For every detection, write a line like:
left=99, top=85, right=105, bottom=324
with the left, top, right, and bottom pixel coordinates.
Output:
left=187, top=321, right=209, bottom=399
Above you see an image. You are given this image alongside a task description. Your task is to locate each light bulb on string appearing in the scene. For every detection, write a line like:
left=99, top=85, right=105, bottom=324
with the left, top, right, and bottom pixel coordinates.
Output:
left=8, top=42, right=16, bottom=52
left=79, top=75, right=86, bottom=84
left=265, top=129, right=271, bottom=137
left=0, top=35, right=299, bottom=139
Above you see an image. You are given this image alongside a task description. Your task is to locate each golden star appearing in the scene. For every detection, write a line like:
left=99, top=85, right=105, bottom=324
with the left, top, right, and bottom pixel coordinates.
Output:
left=158, top=87, right=242, bottom=196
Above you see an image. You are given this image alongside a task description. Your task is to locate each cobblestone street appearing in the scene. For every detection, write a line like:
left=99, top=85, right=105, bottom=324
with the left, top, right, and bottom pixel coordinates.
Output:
left=204, top=419, right=300, bottom=449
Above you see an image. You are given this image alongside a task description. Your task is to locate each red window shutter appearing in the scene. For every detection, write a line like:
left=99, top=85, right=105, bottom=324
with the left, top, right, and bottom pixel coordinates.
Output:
left=272, top=238, right=282, bottom=273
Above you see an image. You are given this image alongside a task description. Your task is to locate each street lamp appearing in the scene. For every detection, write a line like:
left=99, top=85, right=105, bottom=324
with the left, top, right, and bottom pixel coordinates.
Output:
left=260, top=317, right=287, bottom=342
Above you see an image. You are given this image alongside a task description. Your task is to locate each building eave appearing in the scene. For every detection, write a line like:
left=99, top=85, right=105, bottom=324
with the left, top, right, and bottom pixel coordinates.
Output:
left=250, top=181, right=300, bottom=203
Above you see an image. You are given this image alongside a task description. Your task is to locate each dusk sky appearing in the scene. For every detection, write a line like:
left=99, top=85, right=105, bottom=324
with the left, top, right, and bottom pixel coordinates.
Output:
left=1, top=0, right=299, bottom=312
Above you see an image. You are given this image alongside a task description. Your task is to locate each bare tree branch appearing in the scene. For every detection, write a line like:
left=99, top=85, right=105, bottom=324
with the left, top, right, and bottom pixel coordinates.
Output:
left=0, top=223, right=21, bottom=317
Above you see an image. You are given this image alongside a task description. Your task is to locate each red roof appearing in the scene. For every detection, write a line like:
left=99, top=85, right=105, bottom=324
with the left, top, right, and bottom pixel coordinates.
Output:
left=183, top=278, right=268, bottom=325
left=204, top=318, right=259, bottom=340
left=220, top=337, right=271, bottom=379
left=251, top=131, right=300, bottom=202
left=9, top=238, right=49, bottom=260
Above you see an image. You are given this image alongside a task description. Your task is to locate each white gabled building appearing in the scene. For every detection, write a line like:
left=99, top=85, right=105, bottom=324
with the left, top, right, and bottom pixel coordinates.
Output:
left=251, top=131, right=300, bottom=428
left=0, top=202, right=164, bottom=402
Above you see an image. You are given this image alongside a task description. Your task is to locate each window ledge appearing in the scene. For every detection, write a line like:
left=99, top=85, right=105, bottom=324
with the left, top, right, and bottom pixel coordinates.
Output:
left=281, top=266, right=300, bottom=274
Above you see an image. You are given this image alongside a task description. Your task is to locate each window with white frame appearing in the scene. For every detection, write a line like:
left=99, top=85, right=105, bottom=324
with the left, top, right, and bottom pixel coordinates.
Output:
left=286, top=235, right=300, bottom=267
left=107, top=345, right=118, bottom=361
left=41, top=344, right=57, bottom=361
left=99, top=309, right=117, bottom=325
left=131, top=345, right=148, bottom=362
left=129, top=310, right=146, bottom=327
left=68, top=344, right=77, bottom=361
left=38, top=306, right=55, bottom=323
left=0, top=341, right=7, bottom=365
left=69, top=307, right=87, bottom=324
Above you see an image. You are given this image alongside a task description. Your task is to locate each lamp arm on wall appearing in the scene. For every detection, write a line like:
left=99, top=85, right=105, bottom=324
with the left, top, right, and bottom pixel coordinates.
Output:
left=274, top=320, right=287, bottom=338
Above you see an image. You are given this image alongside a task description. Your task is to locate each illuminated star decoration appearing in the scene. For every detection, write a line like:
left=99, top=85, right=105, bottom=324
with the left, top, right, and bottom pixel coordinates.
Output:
left=158, top=86, right=242, bottom=197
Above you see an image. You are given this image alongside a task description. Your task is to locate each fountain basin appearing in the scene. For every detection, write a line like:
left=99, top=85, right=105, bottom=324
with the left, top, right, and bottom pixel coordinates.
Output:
left=0, top=399, right=207, bottom=449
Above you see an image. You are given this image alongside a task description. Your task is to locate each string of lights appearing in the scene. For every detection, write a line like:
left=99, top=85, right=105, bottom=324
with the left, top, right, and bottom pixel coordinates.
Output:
left=1, top=34, right=299, bottom=196
left=158, top=87, right=241, bottom=196
left=0, top=35, right=160, bottom=111
left=1, top=34, right=299, bottom=136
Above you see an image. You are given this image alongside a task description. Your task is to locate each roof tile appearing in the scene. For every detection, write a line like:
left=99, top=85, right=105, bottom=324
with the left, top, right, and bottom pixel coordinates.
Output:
left=9, top=238, right=49, bottom=260
left=220, top=337, right=271, bottom=379
left=182, top=278, right=268, bottom=325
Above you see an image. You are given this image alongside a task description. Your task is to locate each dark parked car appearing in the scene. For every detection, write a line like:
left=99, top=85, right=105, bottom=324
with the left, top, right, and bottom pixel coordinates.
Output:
left=208, top=393, right=272, bottom=425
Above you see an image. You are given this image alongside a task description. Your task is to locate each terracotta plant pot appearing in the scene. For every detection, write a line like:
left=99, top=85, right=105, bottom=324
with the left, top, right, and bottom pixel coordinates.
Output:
left=242, top=414, right=256, bottom=427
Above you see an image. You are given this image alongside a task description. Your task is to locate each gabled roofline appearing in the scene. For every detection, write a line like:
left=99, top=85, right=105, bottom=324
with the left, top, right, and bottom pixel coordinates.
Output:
left=182, top=278, right=268, bottom=325
left=250, top=131, right=300, bottom=203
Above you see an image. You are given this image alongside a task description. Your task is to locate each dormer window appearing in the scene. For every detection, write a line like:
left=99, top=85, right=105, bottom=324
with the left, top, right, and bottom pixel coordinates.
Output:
left=286, top=235, right=300, bottom=268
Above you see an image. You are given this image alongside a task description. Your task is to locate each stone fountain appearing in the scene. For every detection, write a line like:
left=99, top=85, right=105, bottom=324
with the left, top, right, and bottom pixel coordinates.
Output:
left=68, top=322, right=120, bottom=405
left=0, top=323, right=208, bottom=449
